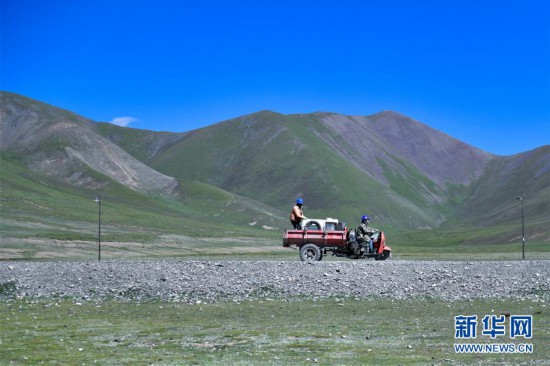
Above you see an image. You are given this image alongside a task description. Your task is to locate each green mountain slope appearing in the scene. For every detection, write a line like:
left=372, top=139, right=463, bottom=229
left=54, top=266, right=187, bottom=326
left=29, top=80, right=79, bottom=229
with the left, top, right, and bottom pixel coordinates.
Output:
left=96, top=105, right=549, bottom=245
left=444, top=146, right=550, bottom=241
left=141, top=111, right=493, bottom=231
left=94, top=122, right=185, bottom=163
left=0, top=93, right=288, bottom=254
left=0, top=91, right=178, bottom=195
left=2, top=91, right=549, bottom=256
left=0, top=151, right=287, bottom=260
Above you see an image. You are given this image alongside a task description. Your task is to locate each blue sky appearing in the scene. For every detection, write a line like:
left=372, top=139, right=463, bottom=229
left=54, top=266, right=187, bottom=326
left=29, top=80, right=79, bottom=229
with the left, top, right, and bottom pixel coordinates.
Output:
left=2, top=0, right=549, bottom=155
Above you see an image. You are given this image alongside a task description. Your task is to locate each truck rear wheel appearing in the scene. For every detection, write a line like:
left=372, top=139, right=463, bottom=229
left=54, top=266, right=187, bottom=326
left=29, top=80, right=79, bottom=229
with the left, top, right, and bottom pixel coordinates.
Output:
left=300, top=243, right=322, bottom=262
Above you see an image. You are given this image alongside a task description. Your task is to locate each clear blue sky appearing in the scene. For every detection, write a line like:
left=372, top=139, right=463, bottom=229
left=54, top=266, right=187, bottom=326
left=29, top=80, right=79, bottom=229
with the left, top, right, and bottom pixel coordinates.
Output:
left=2, top=0, right=549, bottom=155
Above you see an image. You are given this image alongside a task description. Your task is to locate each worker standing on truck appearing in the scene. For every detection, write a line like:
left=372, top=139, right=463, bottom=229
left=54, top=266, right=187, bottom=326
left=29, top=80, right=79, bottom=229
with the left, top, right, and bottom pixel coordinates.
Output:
left=356, top=215, right=377, bottom=253
left=290, top=198, right=306, bottom=229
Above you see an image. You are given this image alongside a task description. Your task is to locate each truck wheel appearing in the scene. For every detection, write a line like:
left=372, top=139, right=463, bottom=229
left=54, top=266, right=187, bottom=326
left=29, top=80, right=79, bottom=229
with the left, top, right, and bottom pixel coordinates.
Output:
left=375, top=250, right=391, bottom=261
left=300, top=243, right=322, bottom=262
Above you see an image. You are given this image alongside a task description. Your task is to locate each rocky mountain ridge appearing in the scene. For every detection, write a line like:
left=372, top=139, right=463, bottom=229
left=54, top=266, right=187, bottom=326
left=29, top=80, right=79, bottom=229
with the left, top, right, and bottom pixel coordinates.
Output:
left=0, top=92, right=178, bottom=195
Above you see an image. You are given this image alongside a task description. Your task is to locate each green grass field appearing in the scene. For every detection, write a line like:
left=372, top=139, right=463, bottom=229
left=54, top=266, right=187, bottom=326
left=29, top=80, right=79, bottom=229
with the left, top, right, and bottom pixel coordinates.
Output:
left=1, top=298, right=547, bottom=365
left=2, top=236, right=549, bottom=261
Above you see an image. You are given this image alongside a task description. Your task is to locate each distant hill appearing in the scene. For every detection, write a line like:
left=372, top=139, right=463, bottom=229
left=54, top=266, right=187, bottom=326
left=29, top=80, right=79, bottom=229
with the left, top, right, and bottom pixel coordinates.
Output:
left=444, top=145, right=550, bottom=241
left=108, top=110, right=494, bottom=230
left=95, top=105, right=549, bottom=242
left=0, top=92, right=288, bottom=243
left=1, top=91, right=549, bottom=249
left=0, top=92, right=178, bottom=195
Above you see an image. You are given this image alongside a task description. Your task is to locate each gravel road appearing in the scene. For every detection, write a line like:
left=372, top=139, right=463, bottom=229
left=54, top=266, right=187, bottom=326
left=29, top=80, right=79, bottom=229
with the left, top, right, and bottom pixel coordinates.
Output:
left=1, top=260, right=549, bottom=303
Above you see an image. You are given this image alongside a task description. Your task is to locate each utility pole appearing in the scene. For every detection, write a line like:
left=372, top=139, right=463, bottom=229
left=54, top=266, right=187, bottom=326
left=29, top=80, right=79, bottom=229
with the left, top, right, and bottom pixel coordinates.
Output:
left=516, top=194, right=525, bottom=260
left=95, top=195, right=102, bottom=261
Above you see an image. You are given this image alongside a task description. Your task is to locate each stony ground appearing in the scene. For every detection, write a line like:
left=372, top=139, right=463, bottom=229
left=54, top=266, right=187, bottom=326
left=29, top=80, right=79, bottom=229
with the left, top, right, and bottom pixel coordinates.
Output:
left=1, top=260, right=549, bottom=303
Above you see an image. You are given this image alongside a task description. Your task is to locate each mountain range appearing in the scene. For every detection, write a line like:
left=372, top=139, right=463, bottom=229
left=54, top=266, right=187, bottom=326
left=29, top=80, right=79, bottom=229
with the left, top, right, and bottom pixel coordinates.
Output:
left=1, top=91, right=549, bottom=250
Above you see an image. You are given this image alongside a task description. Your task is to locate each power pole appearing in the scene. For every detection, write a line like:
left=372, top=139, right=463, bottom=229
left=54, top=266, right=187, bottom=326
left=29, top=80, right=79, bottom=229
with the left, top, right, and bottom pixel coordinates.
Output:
left=95, top=195, right=102, bottom=261
left=516, top=194, right=525, bottom=260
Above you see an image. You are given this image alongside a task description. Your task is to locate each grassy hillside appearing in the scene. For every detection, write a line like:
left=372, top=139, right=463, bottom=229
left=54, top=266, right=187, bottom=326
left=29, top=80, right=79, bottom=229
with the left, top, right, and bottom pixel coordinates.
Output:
left=99, top=109, right=550, bottom=247
left=145, top=112, right=451, bottom=231
left=2, top=92, right=549, bottom=259
left=0, top=92, right=179, bottom=195
left=0, top=152, right=287, bottom=259
left=440, top=146, right=550, bottom=242
left=94, top=122, right=185, bottom=163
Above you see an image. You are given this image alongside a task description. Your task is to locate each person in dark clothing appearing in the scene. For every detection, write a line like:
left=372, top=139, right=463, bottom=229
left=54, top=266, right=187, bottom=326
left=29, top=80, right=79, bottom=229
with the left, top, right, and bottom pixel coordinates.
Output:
left=356, top=215, right=378, bottom=253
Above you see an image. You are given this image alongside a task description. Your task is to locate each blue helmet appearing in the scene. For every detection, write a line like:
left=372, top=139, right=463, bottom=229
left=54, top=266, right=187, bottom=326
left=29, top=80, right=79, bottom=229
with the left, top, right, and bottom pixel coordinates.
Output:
left=296, top=198, right=303, bottom=205
left=361, top=215, right=370, bottom=221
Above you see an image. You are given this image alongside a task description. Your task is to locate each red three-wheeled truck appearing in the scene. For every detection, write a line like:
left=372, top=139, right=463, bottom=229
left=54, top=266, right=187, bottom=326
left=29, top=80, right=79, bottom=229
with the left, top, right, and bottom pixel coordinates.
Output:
left=283, top=218, right=392, bottom=262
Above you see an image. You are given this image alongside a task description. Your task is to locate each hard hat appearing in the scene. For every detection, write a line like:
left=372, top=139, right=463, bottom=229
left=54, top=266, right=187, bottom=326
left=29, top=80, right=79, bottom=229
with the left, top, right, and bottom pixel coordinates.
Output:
left=361, top=215, right=370, bottom=221
left=296, top=198, right=303, bottom=205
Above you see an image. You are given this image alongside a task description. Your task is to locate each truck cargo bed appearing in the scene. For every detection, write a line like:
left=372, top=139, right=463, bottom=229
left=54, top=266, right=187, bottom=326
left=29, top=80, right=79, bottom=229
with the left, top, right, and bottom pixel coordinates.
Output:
left=283, top=229, right=348, bottom=248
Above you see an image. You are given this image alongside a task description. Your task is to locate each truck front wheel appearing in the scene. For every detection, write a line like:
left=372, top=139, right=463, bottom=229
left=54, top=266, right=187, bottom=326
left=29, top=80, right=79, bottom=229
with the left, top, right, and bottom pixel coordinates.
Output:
left=375, top=250, right=392, bottom=261
left=300, top=243, right=322, bottom=262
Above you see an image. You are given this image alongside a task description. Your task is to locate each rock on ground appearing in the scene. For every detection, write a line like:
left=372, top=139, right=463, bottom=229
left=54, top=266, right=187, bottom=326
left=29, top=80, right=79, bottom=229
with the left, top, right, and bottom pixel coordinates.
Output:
left=1, top=260, right=549, bottom=303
